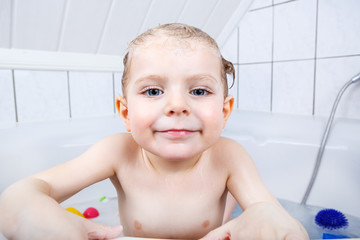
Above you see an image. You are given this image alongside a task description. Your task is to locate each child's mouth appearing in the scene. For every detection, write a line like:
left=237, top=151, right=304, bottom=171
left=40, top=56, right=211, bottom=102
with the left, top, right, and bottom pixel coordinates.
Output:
left=157, top=129, right=199, bottom=139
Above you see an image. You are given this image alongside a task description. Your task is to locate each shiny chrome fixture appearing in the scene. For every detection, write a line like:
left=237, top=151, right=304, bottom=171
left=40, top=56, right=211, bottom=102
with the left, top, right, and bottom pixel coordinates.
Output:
left=301, top=72, right=360, bottom=205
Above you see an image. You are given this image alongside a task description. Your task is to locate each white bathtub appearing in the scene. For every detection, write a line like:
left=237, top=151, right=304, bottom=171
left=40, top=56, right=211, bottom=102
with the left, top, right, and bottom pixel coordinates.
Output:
left=0, top=110, right=359, bottom=239
left=223, top=110, right=360, bottom=219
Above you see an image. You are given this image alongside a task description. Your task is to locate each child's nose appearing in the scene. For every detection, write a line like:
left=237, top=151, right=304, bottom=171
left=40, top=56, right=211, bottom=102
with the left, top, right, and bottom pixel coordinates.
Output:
left=164, top=93, right=191, bottom=116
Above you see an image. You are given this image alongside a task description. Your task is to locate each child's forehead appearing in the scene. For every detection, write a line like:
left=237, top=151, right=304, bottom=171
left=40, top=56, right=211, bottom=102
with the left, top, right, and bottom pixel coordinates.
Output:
left=131, top=35, right=220, bottom=58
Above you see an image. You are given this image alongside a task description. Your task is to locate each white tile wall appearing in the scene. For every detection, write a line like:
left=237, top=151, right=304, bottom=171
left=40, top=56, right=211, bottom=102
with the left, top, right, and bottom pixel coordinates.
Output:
left=113, top=72, right=122, bottom=96
left=238, top=63, right=272, bottom=111
left=14, top=70, right=69, bottom=122
left=272, top=60, right=315, bottom=115
left=69, top=71, right=114, bottom=118
left=238, top=7, right=272, bottom=63
left=219, top=0, right=360, bottom=120
left=0, top=70, right=15, bottom=123
left=317, top=0, right=360, bottom=58
left=315, top=56, right=360, bottom=119
left=0, top=70, right=120, bottom=125
left=273, top=0, right=317, bottom=61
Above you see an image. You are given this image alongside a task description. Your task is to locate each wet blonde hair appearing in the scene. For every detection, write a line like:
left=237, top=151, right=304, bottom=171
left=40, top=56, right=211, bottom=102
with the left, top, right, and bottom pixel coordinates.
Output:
left=121, top=23, right=235, bottom=97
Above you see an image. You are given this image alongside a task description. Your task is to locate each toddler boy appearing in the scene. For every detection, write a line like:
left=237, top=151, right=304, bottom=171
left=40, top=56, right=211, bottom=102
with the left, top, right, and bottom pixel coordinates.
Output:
left=0, top=23, right=308, bottom=240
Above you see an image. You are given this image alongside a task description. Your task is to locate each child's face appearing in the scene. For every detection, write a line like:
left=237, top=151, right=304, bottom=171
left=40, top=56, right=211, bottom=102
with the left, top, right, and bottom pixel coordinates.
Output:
left=118, top=38, right=233, bottom=161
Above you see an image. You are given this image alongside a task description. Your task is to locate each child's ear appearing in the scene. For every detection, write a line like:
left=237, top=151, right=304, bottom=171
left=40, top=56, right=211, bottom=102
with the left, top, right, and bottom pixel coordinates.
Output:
left=116, top=96, right=131, bottom=132
left=222, top=95, right=234, bottom=128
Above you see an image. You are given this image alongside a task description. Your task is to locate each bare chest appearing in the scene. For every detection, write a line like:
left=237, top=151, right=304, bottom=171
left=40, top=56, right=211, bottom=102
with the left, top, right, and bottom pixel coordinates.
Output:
left=115, top=170, right=228, bottom=239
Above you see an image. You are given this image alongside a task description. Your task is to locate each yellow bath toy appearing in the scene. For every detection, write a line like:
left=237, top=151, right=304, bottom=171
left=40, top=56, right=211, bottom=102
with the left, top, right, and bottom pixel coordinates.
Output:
left=65, top=207, right=85, bottom=218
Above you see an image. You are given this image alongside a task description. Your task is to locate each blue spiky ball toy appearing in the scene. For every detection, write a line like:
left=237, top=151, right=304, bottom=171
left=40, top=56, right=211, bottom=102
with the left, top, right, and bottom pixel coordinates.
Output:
left=315, top=208, right=349, bottom=230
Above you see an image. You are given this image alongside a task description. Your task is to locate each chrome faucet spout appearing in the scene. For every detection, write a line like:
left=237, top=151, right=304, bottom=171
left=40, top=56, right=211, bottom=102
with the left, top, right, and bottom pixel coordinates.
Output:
left=301, top=71, right=360, bottom=205
left=351, top=72, right=360, bottom=83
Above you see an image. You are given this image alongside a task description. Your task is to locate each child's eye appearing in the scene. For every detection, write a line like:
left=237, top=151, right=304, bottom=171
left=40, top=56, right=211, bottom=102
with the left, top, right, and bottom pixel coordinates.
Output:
left=190, top=88, right=210, bottom=96
left=143, top=88, right=163, bottom=96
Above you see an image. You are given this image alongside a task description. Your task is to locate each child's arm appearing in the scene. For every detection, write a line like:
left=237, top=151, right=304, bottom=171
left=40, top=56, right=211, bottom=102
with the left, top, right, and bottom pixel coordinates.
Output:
left=201, top=138, right=309, bottom=240
left=0, top=134, right=127, bottom=239
left=0, top=178, right=122, bottom=239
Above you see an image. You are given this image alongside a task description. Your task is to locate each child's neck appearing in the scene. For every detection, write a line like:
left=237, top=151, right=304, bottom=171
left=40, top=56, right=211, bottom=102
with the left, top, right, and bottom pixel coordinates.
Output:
left=141, top=148, right=204, bottom=176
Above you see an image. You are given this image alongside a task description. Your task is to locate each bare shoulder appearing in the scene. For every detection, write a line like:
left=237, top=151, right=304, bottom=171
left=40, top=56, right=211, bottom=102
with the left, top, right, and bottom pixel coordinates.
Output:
left=90, top=132, right=139, bottom=162
left=96, top=132, right=137, bottom=150
left=213, top=136, right=248, bottom=157
left=210, top=136, right=255, bottom=171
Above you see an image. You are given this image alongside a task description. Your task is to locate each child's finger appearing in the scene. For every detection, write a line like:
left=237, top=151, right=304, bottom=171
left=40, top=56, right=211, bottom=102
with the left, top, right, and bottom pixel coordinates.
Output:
left=83, top=220, right=123, bottom=240
left=284, top=233, right=306, bottom=240
left=200, top=226, right=232, bottom=240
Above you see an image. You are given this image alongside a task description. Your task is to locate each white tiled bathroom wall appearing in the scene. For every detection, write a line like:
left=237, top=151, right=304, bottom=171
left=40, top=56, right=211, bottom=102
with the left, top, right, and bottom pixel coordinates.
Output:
left=222, top=0, right=360, bottom=119
left=14, top=70, right=69, bottom=122
left=0, top=0, right=359, bottom=126
left=0, top=69, right=123, bottom=125
left=0, top=70, right=15, bottom=123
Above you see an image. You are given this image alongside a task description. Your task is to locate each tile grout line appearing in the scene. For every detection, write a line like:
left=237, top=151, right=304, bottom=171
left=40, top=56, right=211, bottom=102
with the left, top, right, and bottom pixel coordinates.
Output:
left=312, top=0, right=320, bottom=116
left=11, top=69, right=19, bottom=122
left=67, top=71, right=72, bottom=118
left=234, top=54, right=360, bottom=66
left=270, top=0, right=275, bottom=112
left=112, top=72, right=116, bottom=114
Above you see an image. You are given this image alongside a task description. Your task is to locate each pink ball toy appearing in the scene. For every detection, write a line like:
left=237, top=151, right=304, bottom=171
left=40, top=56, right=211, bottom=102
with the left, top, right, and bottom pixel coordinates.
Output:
left=83, top=207, right=99, bottom=219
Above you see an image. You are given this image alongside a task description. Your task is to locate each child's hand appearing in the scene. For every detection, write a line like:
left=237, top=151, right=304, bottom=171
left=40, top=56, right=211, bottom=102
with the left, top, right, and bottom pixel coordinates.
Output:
left=80, top=217, right=123, bottom=240
left=200, top=202, right=309, bottom=240
left=7, top=208, right=123, bottom=240
left=0, top=178, right=123, bottom=240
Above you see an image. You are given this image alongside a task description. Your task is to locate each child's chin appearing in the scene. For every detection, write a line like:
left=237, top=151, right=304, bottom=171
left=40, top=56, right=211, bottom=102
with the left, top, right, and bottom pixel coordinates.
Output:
left=158, top=148, right=201, bottom=161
